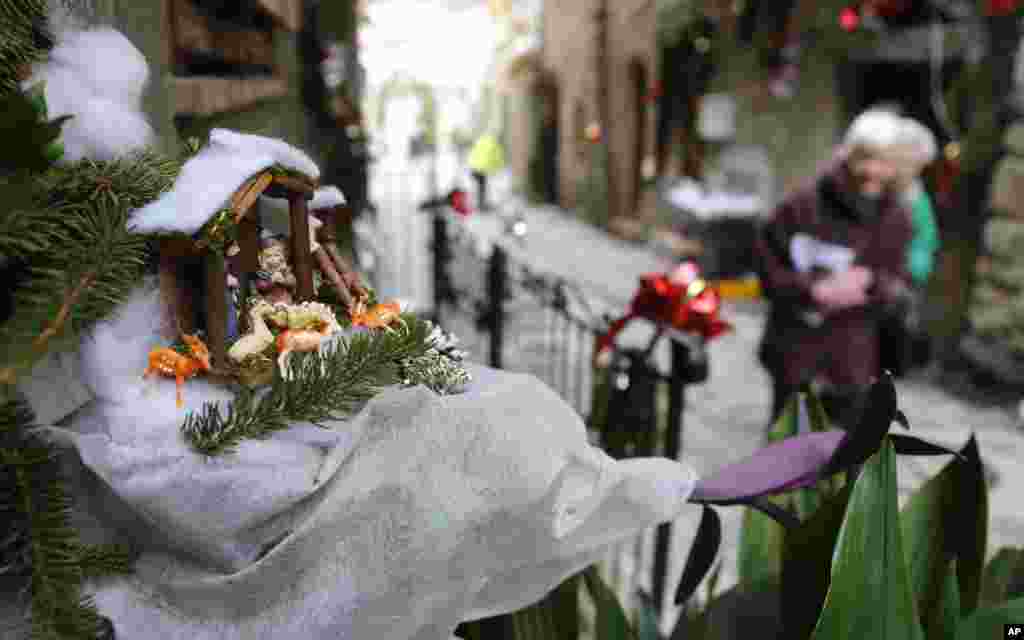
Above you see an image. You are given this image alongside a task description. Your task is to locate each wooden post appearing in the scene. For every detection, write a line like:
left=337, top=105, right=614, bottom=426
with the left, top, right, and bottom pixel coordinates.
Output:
left=204, top=251, right=228, bottom=368
left=236, top=215, right=262, bottom=332
left=289, top=193, right=315, bottom=301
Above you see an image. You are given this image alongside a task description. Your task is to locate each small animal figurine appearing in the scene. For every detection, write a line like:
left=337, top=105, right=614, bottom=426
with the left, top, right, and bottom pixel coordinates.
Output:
left=275, top=324, right=334, bottom=380
left=144, top=333, right=212, bottom=408
left=351, top=301, right=402, bottom=330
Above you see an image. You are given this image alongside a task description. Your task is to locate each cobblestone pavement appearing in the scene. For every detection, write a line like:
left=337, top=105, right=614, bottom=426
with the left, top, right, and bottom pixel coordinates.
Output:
left=372, top=161, right=1024, bottom=633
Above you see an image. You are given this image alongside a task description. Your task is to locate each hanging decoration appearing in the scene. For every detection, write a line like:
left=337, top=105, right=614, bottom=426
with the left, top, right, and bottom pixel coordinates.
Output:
left=594, top=261, right=732, bottom=363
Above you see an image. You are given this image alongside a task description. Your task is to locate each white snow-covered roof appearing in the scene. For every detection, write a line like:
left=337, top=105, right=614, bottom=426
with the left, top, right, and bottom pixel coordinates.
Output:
left=210, top=129, right=320, bottom=180
left=130, top=130, right=321, bottom=236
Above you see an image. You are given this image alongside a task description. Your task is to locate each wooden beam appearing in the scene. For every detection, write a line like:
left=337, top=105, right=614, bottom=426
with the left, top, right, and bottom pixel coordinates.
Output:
left=289, top=194, right=315, bottom=301
left=204, top=252, right=229, bottom=369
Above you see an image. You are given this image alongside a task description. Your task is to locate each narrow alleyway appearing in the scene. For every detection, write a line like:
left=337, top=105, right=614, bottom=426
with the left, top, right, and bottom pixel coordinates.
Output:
left=369, top=154, right=1024, bottom=633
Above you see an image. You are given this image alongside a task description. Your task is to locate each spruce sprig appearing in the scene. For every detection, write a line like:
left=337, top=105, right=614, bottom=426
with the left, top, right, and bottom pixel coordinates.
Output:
left=182, top=314, right=432, bottom=456
left=1, top=395, right=133, bottom=640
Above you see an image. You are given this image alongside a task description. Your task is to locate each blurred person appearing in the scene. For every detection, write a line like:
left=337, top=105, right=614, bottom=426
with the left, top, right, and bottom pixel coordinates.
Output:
left=755, top=109, right=914, bottom=429
left=880, top=117, right=940, bottom=374
left=467, top=132, right=504, bottom=211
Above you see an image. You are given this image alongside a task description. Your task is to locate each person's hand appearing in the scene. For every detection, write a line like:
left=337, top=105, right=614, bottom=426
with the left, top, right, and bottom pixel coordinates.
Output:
left=811, top=267, right=873, bottom=312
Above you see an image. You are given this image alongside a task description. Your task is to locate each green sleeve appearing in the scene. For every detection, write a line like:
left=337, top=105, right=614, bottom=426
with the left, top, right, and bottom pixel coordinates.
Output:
left=907, top=189, right=940, bottom=285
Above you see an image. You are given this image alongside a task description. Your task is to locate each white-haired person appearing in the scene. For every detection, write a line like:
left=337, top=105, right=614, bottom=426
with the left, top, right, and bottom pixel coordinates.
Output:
left=883, top=117, right=942, bottom=374
left=755, top=108, right=915, bottom=429
left=893, top=117, right=940, bottom=289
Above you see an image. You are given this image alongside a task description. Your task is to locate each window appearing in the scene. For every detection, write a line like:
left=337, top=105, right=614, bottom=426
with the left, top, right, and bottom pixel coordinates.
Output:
left=168, top=0, right=303, bottom=116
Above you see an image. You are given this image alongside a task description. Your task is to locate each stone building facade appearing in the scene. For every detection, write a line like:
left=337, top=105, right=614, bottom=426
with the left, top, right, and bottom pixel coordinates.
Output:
left=540, top=0, right=659, bottom=220
left=87, top=0, right=324, bottom=158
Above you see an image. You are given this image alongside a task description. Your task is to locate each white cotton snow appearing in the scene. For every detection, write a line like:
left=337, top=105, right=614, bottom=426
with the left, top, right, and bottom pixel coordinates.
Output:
left=310, top=185, right=346, bottom=210
left=210, top=129, right=321, bottom=181
left=48, top=27, right=149, bottom=106
left=25, top=27, right=154, bottom=163
left=131, top=148, right=276, bottom=235
left=131, top=130, right=325, bottom=235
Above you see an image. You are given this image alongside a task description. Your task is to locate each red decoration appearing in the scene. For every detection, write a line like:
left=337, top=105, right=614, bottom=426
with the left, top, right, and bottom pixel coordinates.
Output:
left=645, top=81, right=664, bottom=104
left=595, top=261, right=732, bottom=360
left=450, top=189, right=470, bottom=217
left=840, top=7, right=861, bottom=31
left=986, top=0, right=1019, bottom=15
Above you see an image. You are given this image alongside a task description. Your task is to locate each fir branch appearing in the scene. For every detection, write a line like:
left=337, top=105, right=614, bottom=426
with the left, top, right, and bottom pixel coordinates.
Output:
left=183, top=314, right=432, bottom=456
left=73, top=543, right=135, bottom=580
left=0, top=0, right=49, bottom=94
left=1, top=396, right=119, bottom=640
left=0, top=151, right=177, bottom=382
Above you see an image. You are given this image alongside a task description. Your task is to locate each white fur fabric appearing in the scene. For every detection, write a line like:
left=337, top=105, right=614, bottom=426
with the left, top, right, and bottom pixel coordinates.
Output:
left=26, top=27, right=154, bottom=163
left=37, top=281, right=698, bottom=640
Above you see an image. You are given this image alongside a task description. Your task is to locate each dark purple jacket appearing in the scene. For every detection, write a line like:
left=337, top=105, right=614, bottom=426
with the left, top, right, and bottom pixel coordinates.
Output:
left=755, top=160, right=913, bottom=384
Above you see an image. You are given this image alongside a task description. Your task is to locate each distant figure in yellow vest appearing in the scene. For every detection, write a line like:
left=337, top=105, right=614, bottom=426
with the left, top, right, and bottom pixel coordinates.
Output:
left=468, top=133, right=504, bottom=211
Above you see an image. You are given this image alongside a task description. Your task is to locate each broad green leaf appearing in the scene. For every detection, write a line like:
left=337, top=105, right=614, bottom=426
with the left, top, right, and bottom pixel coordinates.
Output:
left=980, top=547, right=1024, bottom=605
left=781, top=484, right=852, bottom=639
left=900, top=435, right=988, bottom=630
left=737, top=506, right=783, bottom=591
left=810, top=441, right=925, bottom=640
left=737, top=392, right=833, bottom=591
left=956, top=597, right=1024, bottom=640
left=584, top=565, right=638, bottom=640
left=928, top=559, right=962, bottom=640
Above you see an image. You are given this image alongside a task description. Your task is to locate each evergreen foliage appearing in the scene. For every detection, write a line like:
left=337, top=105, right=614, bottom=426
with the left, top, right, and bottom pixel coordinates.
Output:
left=182, top=313, right=433, bottom=456
left=1, top=394, right=134, bottom=640
left=0, top=0, right=51, bottom=93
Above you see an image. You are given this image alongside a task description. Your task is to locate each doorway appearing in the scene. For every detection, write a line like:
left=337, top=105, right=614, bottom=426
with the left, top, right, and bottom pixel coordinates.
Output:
left=629, top=59, right=649, bottom=212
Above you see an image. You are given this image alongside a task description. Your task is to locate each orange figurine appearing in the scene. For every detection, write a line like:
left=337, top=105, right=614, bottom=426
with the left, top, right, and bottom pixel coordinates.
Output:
left=351, top=301, right=402, bottom=330
left=144, top=333, right=212, bottom=408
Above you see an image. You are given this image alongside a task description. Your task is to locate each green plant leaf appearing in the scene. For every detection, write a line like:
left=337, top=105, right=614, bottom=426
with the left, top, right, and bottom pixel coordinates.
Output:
left=928, top=559, right=962, bottom=640
left=810, top=441, right=925, bottom=640
left=737, top=391, right=833, bottom=592
left=781, top=483, right=852, bottom=640
left=980, top=547, right=1024, bottom=604
left=584, top=565, right=638, bottom=640
left=956, top=597, right=1024, bottom=640
left=900, top=434, right=988, bottom=632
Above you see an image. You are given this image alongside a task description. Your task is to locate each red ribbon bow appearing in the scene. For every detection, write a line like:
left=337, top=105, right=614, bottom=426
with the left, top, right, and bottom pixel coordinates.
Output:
left=595, top=262, right=732, bottom=360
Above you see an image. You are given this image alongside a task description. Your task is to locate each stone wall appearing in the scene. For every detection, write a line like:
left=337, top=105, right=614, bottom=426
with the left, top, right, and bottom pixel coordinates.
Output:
left=94, top=0, right=318, bottom=162
left=538, top=1, right=840, bottom=222
left=706, top=42, right=842, bottom=198
left=542, top=0, right=599, bottom=212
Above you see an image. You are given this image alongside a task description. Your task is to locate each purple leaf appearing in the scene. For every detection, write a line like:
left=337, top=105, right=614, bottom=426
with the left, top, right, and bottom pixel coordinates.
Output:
left=689, top=430, right=847, bottom=504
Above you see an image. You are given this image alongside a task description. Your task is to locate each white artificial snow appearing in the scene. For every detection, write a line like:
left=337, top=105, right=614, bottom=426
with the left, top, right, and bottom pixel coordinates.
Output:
left=33, top=279, right=699, bottom=640
left=310, top=185, right=346, bottom=210
left=130, top=146, right=275, bottom=235
left=48, top=27, right=149, bottom=106
left=25, top=27, right=154, bottom=163
left=210, top=129, right=321, bottom=181
left=132, top=130, right=324, bottom=235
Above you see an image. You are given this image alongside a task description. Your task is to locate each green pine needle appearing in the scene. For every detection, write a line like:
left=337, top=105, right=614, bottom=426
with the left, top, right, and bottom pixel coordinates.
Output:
left=1, top=396, right=129, bottom=640
left=183, top=314, right=433, bottom=456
